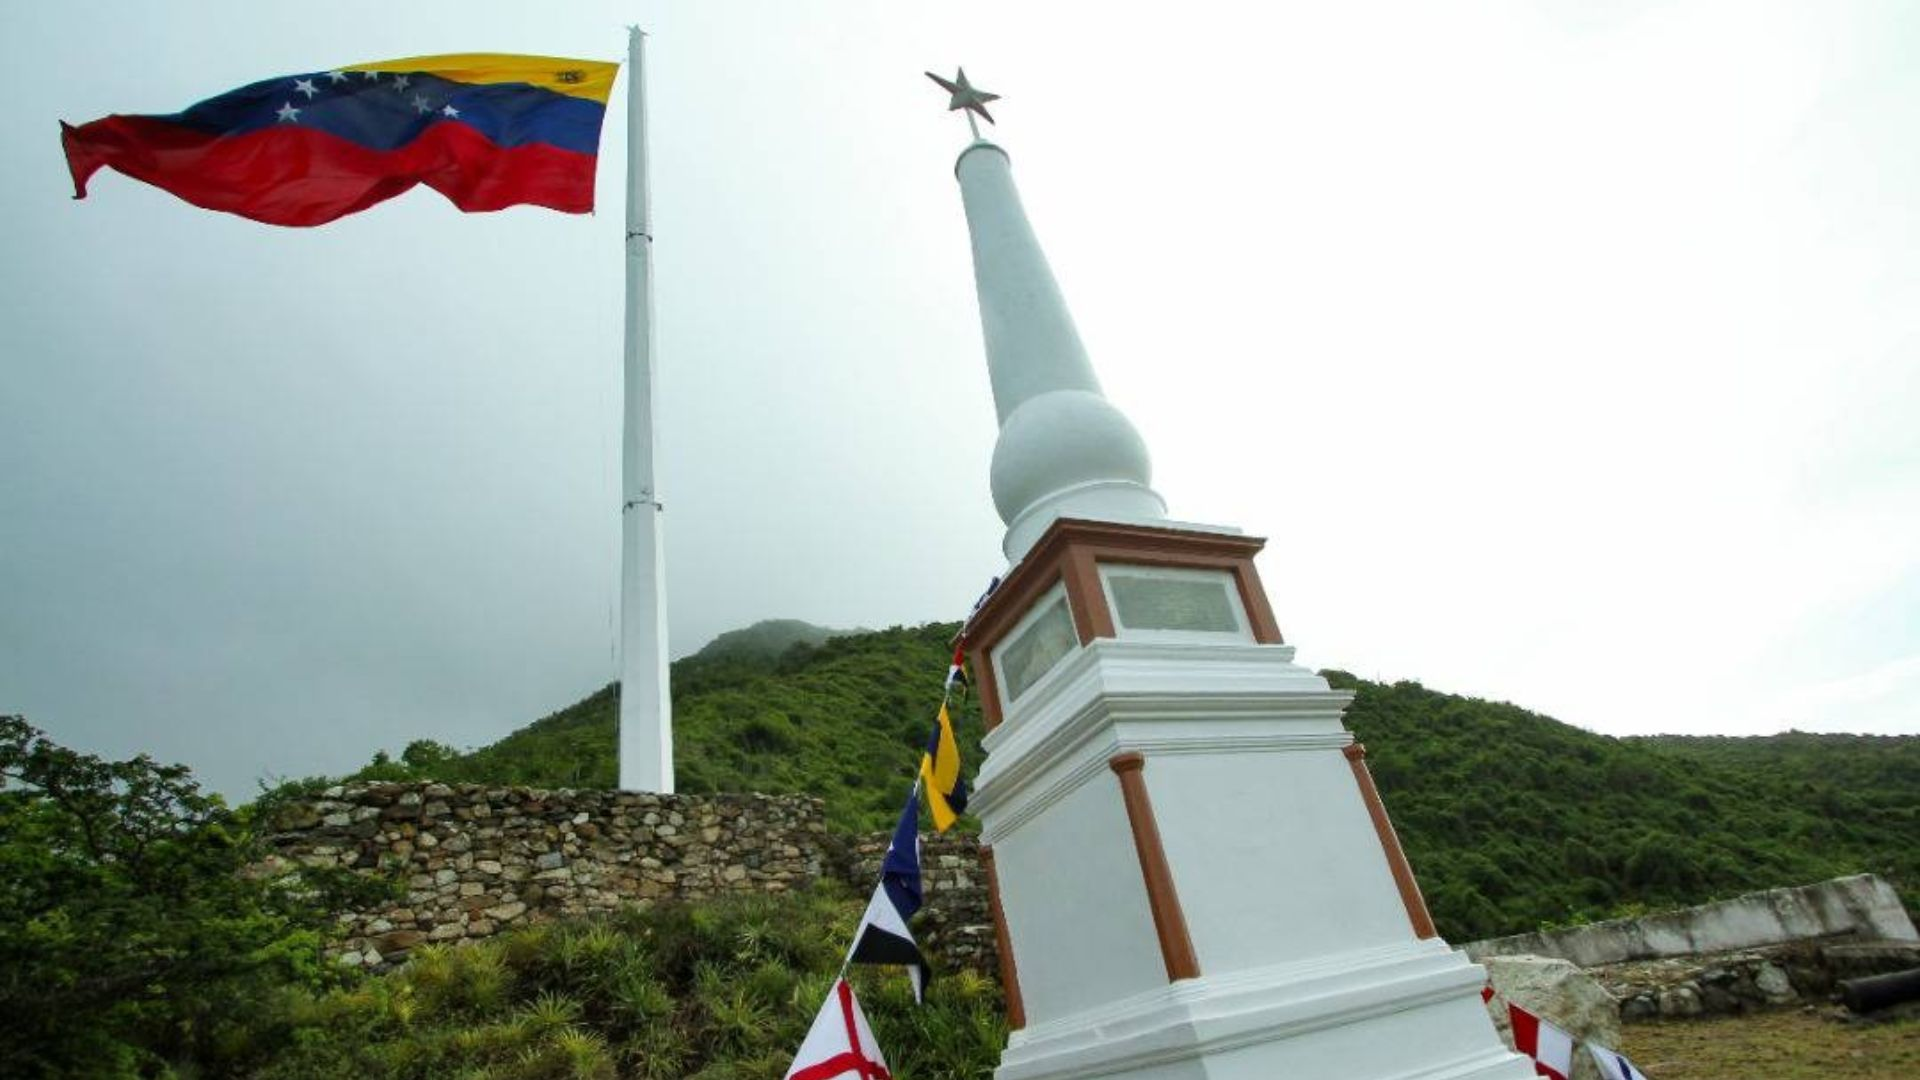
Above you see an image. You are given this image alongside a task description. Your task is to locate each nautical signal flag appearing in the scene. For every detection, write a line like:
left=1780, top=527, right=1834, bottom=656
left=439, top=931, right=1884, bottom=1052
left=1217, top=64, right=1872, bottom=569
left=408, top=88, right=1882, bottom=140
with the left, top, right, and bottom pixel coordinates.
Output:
left=848, top=794, right=930, bottom=1000
left=784, top=979, right=892, bottom=1080
left=1508, top=1003, right=1575, bottom=1080
left=1587, top=1045, right=1652, bottom=1080
left=919, top=704, right=968, bottom=832
left=880, top=791, right=924, bottom=920
left=61, top=54, right=615, bottom=226
left=943, top=641, right=969, bottom=695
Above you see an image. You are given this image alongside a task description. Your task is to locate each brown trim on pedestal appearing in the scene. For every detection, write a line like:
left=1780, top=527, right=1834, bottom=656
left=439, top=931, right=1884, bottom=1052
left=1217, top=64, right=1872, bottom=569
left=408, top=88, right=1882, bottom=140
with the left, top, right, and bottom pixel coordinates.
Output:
left=971, top=648, right=1005, bottom=732
left=1343, top=743, right=1439, bottom=940
left=1229, top=558, right=1284, bottom=646
left=1062, top=547, right=1115, bottom=642
left=979, top=845, right=1026, bottom=1030
left=967, top=519, right=1287, bottom=731
left=1108, top=751, right=1201, bottom=981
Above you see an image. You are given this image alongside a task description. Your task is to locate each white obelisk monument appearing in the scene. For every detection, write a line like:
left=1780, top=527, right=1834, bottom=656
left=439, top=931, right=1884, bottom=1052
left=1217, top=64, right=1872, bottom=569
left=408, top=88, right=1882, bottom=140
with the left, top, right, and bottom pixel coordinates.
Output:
left=933, top=72, right=1534, bottom=1079
left=618, top=27, right=671, bottom=793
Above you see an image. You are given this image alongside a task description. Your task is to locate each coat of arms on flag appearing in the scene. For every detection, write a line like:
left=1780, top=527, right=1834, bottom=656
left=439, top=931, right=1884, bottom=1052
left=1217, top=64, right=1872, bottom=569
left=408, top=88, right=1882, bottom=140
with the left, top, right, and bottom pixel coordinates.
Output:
left=784, top=978, right=891, bottom=1080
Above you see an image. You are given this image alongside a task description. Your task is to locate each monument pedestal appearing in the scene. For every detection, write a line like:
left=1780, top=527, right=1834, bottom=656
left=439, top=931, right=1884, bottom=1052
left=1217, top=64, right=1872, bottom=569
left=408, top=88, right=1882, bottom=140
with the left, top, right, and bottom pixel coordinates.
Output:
left=966, top=520, right=1532, bottom=1080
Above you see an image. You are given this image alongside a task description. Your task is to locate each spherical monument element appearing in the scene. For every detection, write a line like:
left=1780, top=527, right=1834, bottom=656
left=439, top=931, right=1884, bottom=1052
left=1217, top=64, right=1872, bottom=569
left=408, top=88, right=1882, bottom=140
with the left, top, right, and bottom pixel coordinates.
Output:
left=954, top=140, right=1166, bottom=560
left=936, top=70, right=1535, bottom=1080
left=989, top=389, right=1164, bottom=555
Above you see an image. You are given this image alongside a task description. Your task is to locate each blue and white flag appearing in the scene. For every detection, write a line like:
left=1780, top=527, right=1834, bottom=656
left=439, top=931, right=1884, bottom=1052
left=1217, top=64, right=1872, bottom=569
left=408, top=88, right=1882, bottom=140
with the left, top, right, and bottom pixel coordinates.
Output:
left=880, top=791, right=923, bottom=919
left=847, top=793, right=930, bottom=1001
left=1587, top=1045, right=1652, bottom=1080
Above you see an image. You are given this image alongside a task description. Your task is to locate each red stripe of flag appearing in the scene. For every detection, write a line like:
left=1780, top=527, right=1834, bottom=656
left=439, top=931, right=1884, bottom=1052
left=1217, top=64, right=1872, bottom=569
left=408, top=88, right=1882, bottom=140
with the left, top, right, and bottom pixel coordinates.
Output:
left=63, top=116, right=596, bottom=226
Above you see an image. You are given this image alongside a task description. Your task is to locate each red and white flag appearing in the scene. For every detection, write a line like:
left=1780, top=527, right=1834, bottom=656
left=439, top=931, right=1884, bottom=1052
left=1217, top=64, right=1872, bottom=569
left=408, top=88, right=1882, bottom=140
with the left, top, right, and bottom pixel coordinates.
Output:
left=785, top=978, right=892, bottom=1080
left=1508, top=1002, right=1575, bottom=1080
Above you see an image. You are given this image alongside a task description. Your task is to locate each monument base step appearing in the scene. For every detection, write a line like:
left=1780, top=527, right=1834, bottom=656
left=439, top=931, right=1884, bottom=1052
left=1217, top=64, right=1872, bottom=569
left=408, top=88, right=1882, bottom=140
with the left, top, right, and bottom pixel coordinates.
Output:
left=998, top=939, right=1536, bottom=1080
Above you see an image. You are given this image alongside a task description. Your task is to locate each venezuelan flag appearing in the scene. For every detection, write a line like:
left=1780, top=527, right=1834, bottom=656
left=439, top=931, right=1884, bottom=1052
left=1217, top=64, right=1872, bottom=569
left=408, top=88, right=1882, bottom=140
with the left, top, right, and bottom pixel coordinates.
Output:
left=61, top=54, right=616, bottom=227
left=919, top=703, right=969, bottom=832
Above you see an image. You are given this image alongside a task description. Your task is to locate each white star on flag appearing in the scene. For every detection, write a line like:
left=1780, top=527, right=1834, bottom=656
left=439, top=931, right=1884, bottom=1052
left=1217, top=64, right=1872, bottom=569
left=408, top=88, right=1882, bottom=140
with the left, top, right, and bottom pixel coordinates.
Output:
left=393, top=74, right=411, bottom=91
left=441, top=104, right=460, bottom=118
left=325, top=70, right=348, bottom=83
left=274, top=102, right=300, bottom=123
left=784, top=979, right=891, bottom=1080
left=360, top=70, right=380, bottom=81
left=292, top=78, right=318, bottom=99
left=412, top=95, right=431, bottom=114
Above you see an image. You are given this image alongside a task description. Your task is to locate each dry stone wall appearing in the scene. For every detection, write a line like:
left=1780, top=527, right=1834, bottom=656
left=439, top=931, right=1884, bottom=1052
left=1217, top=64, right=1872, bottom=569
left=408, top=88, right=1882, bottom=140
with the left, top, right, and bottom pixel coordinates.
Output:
left=266, top=783, right=829, bottom=968
left=844, top=832, right=998, bottom=976
left=276, top=784, right=1911, bottom=1015
left=1594, top=940, right=1920, bottom=1020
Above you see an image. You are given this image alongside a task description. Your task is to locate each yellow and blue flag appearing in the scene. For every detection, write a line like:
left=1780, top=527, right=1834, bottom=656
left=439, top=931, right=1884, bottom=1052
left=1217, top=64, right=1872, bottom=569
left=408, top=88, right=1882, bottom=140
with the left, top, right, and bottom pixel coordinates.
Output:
left=919, top=704, right=968, bottom=832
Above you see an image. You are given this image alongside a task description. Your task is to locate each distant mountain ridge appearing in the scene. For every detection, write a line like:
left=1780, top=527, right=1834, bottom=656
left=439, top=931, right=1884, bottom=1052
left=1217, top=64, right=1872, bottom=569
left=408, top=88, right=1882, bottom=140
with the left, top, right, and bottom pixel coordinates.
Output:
left=352, top=621, right=1918, bottom=941
left=688, top=618, right=853, bottom=663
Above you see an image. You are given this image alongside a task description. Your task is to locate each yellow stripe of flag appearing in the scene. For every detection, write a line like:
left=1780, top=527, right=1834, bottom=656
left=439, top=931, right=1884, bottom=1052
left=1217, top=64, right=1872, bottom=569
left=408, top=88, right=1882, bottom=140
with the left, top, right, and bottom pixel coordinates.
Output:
left=920, top=704, right=963, bottom=832
left=343, top=54, right=618, bottom=103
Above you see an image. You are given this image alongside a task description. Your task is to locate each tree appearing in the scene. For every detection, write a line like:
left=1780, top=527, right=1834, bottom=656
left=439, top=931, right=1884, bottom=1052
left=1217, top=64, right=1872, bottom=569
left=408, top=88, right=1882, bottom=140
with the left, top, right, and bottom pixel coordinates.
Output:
left=0, top=715, right=366, bottom=1077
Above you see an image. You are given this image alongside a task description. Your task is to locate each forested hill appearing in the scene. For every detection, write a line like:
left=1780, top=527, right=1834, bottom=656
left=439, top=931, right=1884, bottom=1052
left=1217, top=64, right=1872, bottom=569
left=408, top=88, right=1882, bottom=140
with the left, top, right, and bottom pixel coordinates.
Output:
left=1324, top=673, right=1916, bottom=938
left=356, top=623, right=1917, bottom=941
left=357, top=623, right=986, bottom=834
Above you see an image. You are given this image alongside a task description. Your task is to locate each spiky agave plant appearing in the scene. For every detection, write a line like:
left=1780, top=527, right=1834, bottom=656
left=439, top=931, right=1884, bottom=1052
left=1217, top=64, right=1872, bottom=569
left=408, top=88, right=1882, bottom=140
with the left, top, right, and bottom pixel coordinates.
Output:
left=518, top=991, right=583, bottom=1036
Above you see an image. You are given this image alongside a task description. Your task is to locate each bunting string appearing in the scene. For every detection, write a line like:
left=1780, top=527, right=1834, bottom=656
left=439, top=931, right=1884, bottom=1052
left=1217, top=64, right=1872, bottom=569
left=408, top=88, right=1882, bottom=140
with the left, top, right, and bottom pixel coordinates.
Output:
left=785, top=577, right=999, bottom=1078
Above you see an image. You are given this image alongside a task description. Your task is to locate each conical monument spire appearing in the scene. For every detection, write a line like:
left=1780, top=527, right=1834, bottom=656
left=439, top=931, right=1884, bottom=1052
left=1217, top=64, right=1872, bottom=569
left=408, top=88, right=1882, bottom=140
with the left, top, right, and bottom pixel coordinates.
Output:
left=940, top=74, right=1535, bottom=1080
left=942, top=88, right=1166, bottom=561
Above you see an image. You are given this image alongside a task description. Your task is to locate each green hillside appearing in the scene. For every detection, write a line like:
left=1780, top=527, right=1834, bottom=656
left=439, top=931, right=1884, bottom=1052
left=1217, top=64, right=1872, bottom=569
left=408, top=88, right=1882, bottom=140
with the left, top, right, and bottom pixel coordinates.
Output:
left=688, top=618, right=851, bottom=664
left=1327, top=673, right=1918, bottom=939
left=357, top=623, right=1917, bottom=942
left=356, top=623, right=983, bottom=833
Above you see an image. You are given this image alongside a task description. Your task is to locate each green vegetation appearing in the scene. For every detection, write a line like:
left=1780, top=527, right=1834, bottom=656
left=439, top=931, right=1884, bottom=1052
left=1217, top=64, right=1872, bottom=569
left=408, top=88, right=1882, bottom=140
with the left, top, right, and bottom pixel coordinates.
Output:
left=256, top=887, right=1004, bottom=1080
left=354, top=626, right=1914, bottom=941
left=353, top=623, right=983, bottom=833
left=11, top=618, right=1915, bottom=1077
left=690, top=618, right=851, bottom=664
left=0, top=716, right=383, bottom=1078
left=0, top=739, right=1001, bottom=1080
left=1331, top=673, right=1920, bottom=940
left=1622, top=1011, right=1920, bottom=1079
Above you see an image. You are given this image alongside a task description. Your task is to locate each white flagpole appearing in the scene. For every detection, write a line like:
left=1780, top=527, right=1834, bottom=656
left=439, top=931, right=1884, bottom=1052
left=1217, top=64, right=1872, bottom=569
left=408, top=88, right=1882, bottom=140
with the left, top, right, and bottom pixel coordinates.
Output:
left=618, top=26, right=672, bottom=792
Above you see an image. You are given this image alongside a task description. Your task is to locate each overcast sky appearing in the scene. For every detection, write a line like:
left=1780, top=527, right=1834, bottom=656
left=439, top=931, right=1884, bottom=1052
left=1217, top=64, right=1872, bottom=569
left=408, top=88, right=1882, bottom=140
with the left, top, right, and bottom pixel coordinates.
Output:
left=3, top=1, right=1915, bottom=800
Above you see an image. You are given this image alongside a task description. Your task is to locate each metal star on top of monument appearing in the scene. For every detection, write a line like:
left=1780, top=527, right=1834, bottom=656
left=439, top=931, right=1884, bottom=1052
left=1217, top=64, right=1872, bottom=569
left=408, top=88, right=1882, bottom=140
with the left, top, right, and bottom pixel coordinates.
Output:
left=925, top=67, right=999, bottom=124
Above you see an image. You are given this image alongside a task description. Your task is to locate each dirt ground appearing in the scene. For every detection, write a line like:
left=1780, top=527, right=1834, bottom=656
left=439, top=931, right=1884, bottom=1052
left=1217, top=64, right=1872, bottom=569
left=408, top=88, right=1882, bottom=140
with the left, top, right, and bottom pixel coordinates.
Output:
left=1619, top=1009, right=1920, bottom=1079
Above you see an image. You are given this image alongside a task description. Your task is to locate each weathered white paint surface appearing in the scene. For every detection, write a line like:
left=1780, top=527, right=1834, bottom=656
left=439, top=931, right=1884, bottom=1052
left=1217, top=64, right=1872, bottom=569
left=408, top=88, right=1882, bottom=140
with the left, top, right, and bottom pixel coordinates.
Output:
left=974, top=639, right=1536, bottom=1080
left=993, top=764, right=1169, bottom=1020
left=1467, top=874, right=1919, bottom=968
left=954, top=141, right=1167, bottom=561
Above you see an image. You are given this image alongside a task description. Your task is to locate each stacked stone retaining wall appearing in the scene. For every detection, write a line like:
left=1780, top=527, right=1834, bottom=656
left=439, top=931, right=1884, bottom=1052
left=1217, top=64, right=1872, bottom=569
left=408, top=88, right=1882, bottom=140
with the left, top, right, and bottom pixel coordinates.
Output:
left=272, top=783, right=1908, bottom=1009
left=1593, top=940, right=1920, bottom=1020
left=266, top=783, right=829, bottom=968
left=844, top=832, right=998, bottom=975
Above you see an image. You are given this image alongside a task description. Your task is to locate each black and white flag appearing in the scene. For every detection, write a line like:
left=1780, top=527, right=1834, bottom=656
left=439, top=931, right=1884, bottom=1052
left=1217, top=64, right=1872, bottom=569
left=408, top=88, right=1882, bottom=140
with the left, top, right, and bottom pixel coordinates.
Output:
left=846, top=793, right=930, bottom=1001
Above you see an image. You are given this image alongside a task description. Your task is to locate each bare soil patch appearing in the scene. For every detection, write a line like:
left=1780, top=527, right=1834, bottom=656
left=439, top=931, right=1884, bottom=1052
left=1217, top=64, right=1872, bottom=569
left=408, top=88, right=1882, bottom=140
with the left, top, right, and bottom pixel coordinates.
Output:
left=1620, top=1009, right=1920, bottom=1079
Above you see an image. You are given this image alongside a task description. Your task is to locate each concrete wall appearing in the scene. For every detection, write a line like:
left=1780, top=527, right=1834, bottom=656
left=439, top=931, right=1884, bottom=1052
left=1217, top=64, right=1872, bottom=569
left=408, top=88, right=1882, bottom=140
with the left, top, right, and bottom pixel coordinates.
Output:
left=1466, top=874, right=1917, bottom=968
